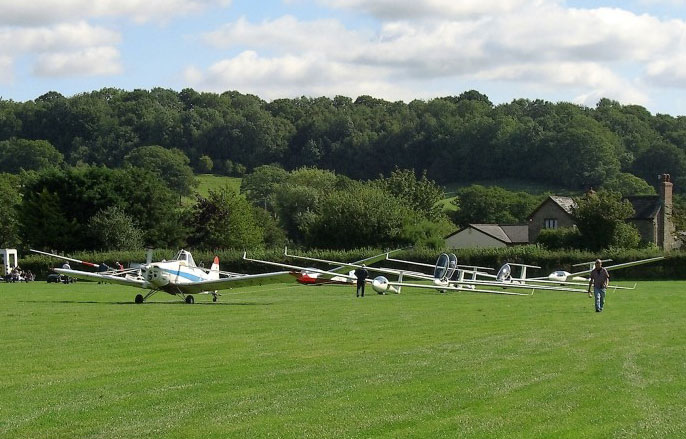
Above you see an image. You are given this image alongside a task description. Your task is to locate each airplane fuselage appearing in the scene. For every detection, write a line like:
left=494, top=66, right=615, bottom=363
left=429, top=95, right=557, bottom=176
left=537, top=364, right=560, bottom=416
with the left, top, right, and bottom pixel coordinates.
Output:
left=141, top=260, right=215, bottom=293
left=290, top=270, right=352, bottom=285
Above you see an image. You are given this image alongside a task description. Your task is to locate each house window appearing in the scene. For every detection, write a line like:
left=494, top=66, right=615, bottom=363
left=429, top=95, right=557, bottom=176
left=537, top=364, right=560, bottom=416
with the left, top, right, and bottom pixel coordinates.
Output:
left=544, top=218, right=558, bottom=229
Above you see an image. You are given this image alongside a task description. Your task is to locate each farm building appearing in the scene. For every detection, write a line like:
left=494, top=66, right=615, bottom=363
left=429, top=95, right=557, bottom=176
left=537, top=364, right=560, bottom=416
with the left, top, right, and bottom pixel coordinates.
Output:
left=444, top=224, right=529, bottom=249
left=447, top=174, right=678, bottom=250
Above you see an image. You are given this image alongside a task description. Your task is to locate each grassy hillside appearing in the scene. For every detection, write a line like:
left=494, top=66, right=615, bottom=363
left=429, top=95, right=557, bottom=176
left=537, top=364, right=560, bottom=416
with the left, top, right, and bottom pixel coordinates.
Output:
left=443, top=178, right=580, bottom=197
left=190, top=174, right=563, bottom=215
left=438, top=178, right=582, bottom=215
left=195, top=174, right=242, bottom=197
left=1, top=280, right=684, bottom=438
left=180, top=174, right=243, bottom=205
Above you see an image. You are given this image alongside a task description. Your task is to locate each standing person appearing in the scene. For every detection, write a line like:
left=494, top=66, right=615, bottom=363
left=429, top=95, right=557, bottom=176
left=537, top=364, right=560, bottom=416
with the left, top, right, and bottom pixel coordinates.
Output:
left=588, top=259, right=610, bottom=312
left=354, top=264, right=369, bottom=297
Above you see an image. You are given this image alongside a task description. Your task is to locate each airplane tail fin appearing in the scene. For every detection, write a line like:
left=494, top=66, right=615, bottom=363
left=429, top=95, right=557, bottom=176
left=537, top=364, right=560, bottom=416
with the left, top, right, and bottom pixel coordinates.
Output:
left=209, top=256, right=220, bottom=280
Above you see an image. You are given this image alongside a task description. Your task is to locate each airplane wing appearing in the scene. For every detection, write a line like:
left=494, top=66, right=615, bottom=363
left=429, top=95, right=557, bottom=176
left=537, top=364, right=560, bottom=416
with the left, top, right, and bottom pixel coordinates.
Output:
left=449, top=278, right=589, bottom=293
left=385, top=254, right=494, bottom=272
left=326, top=248, right=405, bottom=275
left=493, top=277, right=636, bottom=291
left=282, top=249, right=433, bottom=281
left=55, top=268, right=147, bottom=289
left=242, top=254, right=358, bottom=281
left=175, top=271, right=293, bottom=294
left=572, top=256, right=665, bottom=277
left=385, top=281, right=533, bottom=296
left=530, top=256, right=665, bottom=280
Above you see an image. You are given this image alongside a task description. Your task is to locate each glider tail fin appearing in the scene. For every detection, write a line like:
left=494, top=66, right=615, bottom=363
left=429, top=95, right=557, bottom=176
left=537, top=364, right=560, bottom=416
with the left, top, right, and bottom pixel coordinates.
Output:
left=209, top=256, right=220, bottom=280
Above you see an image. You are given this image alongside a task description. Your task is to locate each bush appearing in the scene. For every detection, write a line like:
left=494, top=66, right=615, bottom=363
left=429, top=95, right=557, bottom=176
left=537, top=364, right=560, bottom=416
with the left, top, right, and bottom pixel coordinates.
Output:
left=536, top=227, right=581, bottom=250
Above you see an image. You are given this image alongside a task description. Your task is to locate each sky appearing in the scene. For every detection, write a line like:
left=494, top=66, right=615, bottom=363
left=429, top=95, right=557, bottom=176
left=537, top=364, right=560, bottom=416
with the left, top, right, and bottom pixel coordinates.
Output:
left=2, top=0, right=686, bottom=115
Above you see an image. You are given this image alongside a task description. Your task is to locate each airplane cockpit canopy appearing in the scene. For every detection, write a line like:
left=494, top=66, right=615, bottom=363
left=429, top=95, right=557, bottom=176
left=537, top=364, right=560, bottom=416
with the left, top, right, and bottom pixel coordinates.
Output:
left=434, top=253, right=450, bottom=281
left=496, top=263, right=511, bottom=281
left=173, top=249, right=196, bottom=267
left=446, top=253, right=458, bottom=280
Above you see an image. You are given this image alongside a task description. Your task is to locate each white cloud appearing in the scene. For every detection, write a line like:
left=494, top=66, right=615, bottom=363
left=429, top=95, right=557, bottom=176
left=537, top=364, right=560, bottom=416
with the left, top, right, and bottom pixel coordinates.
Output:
left=0, top=56, right=13, bottom=84
left=202, top=15, right=370, bottom=55
left=0, top=0, right=233, bottom=82
left=319, top=0, right=540, bottom=20
left=192, top=4, right=686, bottom=102
left=0, top=21, right=122, bottom=79
left=183, top=50, right=405, bottom=99
left=638, top=0, right=686, bottom=5
left=0, top=0, right=232, bottom=25
left=645, top=56, right=686, bottom=87
left=475, top=61, right=650, bottom=106
left=33, top=46, right=123, bottom=77
left=184, top=50, right=346, bottom=89
left=0, top=22, right=120, bottom=55
left=350, top=6, right=685, bottom=78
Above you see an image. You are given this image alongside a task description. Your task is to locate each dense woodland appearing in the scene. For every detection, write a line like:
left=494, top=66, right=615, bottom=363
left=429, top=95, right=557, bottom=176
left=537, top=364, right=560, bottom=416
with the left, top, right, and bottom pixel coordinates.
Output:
left=1, top=88, right=685, bottom=253
left=1, top=88, right=685, bottom=191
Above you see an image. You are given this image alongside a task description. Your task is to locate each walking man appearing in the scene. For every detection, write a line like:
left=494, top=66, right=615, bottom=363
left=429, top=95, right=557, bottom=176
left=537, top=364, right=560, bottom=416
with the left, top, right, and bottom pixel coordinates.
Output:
left=588, top=259, right=610, bottom=312
left=354, top=264, right=369, bottom=297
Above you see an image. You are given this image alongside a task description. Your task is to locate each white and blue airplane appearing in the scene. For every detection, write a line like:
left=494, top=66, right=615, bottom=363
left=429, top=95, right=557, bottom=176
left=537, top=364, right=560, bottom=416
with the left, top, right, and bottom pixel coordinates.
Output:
left=31, top=249, right=290, bottom=304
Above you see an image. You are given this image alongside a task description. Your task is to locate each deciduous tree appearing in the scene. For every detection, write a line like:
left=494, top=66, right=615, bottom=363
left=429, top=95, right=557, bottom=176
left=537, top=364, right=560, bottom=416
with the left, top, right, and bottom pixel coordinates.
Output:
left=572, top=190, right=639, bottom=250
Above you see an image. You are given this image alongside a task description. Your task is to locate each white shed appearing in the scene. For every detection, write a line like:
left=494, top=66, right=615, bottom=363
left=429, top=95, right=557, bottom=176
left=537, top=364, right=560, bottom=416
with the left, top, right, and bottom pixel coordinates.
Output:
left=1, top=249, right=18, bottom=277
left=445, top=224, right=529, bottom=249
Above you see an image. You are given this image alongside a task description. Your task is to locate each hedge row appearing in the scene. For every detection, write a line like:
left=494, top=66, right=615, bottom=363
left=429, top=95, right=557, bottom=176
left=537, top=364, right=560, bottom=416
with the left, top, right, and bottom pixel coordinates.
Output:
left=17, top=245, right=678, bottom=280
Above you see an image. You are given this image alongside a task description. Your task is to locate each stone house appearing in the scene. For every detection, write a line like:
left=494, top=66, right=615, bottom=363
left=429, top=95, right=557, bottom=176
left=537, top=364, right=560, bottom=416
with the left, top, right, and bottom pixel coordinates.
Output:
left=527, top=195, right=577, bottom=243
left=527, top=174, right=676, bottom=250
left=447, top=174, right=677, bottom=250
left=625, top=174, right=676, bottom=250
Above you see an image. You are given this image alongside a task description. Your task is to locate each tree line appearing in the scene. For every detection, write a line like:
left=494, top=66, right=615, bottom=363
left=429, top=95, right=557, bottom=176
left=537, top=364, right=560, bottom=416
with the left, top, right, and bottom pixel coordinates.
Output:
left=2, top=87, right=685, bottom=253
left=2, top=160, right=671, bottom=253
left=0, top=165, right=454, bottom=252
left=2, top=88, right=685, bottom=193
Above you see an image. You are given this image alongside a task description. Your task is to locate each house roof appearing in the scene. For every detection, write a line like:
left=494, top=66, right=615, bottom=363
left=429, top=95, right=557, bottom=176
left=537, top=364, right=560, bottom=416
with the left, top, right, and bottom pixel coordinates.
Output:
left=625, top=195, right=661, bottom=220
left=528, top=195, right=576, bottom=220
left=550, top=196, right=577, bottom=214
left=499, top=225, right=530, bottom=243
left=527, top=194, right=660, bottom=221
left=446, top=224, right=529, bottom=244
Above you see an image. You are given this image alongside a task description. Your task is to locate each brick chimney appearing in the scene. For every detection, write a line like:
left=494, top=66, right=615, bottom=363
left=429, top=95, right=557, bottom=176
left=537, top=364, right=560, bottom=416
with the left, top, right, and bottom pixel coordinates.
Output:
left=658, top=173, right=675, bottom=251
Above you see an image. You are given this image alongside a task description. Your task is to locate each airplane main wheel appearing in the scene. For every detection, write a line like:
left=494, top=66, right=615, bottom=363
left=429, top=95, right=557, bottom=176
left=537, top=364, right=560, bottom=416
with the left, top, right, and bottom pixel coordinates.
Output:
left=185, top=295, right=194, bottom=304
left=135, top=294, right=144, bottom=304
left=212, top=295, right=217, bottom=302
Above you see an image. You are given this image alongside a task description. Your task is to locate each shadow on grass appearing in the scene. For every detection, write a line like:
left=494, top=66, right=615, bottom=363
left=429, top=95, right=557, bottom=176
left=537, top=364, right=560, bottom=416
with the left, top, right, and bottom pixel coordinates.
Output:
left=19, top=300, right=273, bottom=306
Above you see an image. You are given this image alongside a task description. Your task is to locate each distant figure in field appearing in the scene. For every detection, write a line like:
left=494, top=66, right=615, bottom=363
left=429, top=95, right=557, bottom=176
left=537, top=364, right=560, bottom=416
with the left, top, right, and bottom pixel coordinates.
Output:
left=354, top=264, right=369, bottom=297
left=588, top=259, right=610, bottom=312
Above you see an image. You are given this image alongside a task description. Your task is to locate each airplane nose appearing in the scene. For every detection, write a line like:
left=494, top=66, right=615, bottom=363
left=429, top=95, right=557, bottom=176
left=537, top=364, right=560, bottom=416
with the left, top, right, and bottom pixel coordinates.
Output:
left=372, top=276, right=397, bottom=294
left=433, top=278, right=447, bottom=287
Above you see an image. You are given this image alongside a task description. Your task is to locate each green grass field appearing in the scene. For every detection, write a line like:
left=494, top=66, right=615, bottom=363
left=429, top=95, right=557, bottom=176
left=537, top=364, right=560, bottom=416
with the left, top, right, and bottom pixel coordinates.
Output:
left=442, top=178, right=577, bottom=197
left=195, top=174, right=242, bottom=197
left=1, top=280, right=685, bottom=438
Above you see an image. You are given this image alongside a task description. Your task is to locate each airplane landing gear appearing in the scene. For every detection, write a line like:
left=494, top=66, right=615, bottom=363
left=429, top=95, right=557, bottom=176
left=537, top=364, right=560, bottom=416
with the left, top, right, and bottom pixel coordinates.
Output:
left=185, top=295, right=194, bottom=304
left=136, top=290, right=158, bottom=304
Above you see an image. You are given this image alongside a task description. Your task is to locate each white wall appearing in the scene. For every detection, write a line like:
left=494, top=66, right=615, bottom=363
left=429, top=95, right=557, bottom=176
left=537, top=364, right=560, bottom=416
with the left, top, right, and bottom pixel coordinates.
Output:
left=445, top=228, right=506, bottom=249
